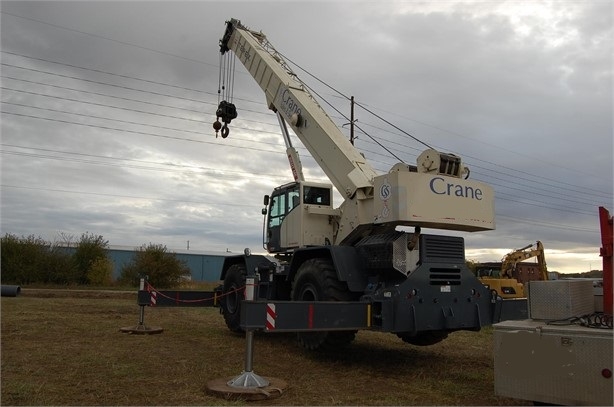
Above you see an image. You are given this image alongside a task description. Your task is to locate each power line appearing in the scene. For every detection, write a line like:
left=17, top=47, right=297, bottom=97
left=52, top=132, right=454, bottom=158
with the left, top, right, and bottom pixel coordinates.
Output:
left=1, top=182, right=599, bottom=234
left=4, top=53, right=610, bottom=203
left=2, top=50, right=212, bottom=95
left=0, top=13, right=213, bottom=66
left=1, top=51, right=265, bottom=108
left=0, top=141, right=599, bottom=221
left=2, top=98, right=607, bottom=219
left=0, top=111, right=288, bottom=157
left=497, top=215, right=598, bottom=233
left=0, top=100, right=283, bottom=142
left=4, top=77, right=607, bottom=207
left=277, top=49, right=610, bottom=198
left=0, top=143, right=288, bottom=180
left=2, top=9, right=609, bottom=249
left=2, top=38, right=610, bottom=217
left=496, top=192, right=596, bottom=216
left=2, top=100, right=606, bottom=215
left=1, top=74, right=275, bottom=124
left=0, top=184, right=258, bottom=207
left=4, top=96, right=604, bottom=211
left=1, top=62, right=214, bottom=106
left=345, top=118, right=611, bottom=204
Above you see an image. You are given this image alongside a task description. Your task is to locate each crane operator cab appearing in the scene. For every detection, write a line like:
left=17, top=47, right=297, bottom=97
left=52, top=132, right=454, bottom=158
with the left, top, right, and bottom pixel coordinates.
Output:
left=262, top=181, right=336, bottom=253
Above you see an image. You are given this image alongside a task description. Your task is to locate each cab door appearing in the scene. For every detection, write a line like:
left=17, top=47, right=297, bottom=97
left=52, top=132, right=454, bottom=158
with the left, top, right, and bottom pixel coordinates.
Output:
left=265, top=183, right=300, bottom=253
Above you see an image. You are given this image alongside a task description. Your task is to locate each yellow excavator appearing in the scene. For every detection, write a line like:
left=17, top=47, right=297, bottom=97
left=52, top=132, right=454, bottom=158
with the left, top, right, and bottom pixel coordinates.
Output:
left=480, top=241, right=548, bottom=299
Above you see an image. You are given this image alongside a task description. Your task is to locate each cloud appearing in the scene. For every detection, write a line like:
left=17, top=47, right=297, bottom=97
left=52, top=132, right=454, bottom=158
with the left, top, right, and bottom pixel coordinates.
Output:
left=1, top=1, right=611, bottom=274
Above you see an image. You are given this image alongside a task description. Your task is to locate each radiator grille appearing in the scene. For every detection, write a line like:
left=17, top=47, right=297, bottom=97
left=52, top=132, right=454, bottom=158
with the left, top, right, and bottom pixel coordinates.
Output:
left=421, top=235, right=465, bottom=263
left=430, top=268, right=462, bottom=286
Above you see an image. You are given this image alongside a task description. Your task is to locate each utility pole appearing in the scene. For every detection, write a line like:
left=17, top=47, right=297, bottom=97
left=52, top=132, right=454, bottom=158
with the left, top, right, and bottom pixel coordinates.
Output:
left=350, top=96, right=355, bottom=145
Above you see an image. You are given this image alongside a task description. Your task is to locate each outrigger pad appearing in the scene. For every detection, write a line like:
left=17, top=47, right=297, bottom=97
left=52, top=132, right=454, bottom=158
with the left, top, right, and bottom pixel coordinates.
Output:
left=119, top=325, right=164, bottom=335
left=206, top=376, right=287, bottom=401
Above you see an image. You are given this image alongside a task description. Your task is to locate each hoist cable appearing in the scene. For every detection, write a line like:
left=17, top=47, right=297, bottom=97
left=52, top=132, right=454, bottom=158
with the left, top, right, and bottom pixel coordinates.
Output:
left=229, top=53, right=236, bottom=102
left=217, top=53, right=223, bottom=104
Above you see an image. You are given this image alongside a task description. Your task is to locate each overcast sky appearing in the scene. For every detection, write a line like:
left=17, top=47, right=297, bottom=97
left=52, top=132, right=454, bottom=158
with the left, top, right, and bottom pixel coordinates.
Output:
left=1, top=1, right=612, bottom=274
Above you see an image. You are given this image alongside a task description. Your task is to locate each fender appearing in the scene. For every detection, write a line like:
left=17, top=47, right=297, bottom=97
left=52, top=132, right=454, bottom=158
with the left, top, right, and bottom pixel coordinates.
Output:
left=289, top=246, right=367, bottom=293
left=220, top=254, right=276, bottom=280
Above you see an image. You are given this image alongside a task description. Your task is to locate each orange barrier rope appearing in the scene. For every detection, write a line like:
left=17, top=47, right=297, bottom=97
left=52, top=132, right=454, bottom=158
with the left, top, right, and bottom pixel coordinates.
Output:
left=145, top=282, right=246, bottom=304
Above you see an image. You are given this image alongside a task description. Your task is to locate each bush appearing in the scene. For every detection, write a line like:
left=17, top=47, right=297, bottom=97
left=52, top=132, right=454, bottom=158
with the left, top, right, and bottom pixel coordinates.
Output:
left=120, top=244, right=190, bottom=289
left=73, top=233, right=110, bottom=284
left=1, top=234, right=83, bottom=285
left=45, top=244, right=79, bottom=284
left=87, top=257, right=114, bottom=286
left=1, top=234, right=50, bottom=284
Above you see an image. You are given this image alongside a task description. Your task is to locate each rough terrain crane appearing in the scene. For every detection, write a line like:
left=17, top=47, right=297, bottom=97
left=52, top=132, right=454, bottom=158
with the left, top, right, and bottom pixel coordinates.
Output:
left=213, top=18, right=497, bottom=350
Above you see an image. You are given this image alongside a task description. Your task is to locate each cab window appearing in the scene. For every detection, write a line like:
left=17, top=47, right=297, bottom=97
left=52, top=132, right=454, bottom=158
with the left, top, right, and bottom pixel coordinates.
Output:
left=303, top=186, right=331, bottom=206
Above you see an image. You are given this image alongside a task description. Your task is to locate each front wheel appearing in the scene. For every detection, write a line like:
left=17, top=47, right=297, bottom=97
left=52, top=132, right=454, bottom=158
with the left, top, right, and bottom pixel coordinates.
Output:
left=221, top=264, right=246, bottom=333
left=291, top=258, right=358, bottom=351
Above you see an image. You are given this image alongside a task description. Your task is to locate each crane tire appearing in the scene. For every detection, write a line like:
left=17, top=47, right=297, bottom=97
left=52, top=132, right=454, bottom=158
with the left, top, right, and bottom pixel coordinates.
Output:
left=221, top=263, right=246, bottom=333
left=291, top=257, right=358, bottom=351
left=397, top=330, right=449, bottom=346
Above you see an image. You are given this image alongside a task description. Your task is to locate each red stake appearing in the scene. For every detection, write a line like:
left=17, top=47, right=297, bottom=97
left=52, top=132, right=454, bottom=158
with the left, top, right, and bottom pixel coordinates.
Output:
left=599, top=206, right=613, bottom=315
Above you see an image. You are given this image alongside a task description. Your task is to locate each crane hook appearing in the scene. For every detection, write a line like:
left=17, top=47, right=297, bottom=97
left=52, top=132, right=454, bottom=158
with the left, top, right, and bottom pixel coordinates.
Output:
left=221, top=123, right=230, bottom=138
left=214, top=100, right=237, bottom=139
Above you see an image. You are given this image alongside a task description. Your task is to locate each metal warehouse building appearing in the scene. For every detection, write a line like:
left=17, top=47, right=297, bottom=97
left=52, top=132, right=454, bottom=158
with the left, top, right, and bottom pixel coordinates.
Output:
left=106, top=246, right=230, bottom=282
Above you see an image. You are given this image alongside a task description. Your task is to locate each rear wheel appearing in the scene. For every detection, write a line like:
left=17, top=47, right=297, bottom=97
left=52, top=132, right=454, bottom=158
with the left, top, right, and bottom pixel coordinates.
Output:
left=221, top=264, right=246, bottom=332
left=291, top=258, right=357, bottom=351
left=397, top=330, right=449, bottom=346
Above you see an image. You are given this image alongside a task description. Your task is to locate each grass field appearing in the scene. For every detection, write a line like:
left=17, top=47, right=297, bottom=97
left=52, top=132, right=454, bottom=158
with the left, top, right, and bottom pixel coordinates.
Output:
left=1, top=288, right=529, bottom=406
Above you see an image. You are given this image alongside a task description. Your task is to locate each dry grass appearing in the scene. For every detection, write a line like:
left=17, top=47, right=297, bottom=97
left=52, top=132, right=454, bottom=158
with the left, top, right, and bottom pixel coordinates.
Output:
left=1, top=289, right=529, bottom=406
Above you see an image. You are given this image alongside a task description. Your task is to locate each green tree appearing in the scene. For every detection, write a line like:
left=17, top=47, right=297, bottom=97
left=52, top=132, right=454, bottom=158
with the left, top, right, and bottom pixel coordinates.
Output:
left=0, top=234, right=77, bottom=284
left=86, top=257, right=114, bottom=286
left=73, top=232, right=110, bottom=284
left=120, top=243, right=190, bottom=289
left=46, top=243, right=79, bottom=284
left=1, top=234, right=49, bottom=284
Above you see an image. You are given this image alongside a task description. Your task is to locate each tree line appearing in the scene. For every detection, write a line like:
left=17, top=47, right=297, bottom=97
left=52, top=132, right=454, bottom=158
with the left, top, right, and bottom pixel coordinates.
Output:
left=1, top=233, right=190, bottom=288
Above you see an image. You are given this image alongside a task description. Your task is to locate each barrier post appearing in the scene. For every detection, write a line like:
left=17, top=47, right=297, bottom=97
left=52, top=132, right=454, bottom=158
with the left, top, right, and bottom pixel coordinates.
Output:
left=600, top=206, right=613, bottom=315
left=206, top=248, right=287, bottom=400
left=119, top=276, right=163, bottom=335
left=227, top=274, right=270, bottom=388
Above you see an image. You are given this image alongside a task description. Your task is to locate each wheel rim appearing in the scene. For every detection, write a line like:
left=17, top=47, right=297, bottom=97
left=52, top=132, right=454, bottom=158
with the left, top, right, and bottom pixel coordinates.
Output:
left=299, top=284, right=318, bottom=301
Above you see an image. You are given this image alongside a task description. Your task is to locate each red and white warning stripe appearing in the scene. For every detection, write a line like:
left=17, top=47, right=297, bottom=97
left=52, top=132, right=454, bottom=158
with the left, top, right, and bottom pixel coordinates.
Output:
left=150, top=291, right=157, bottom=307
left=265, top=303, right=276, bottom=331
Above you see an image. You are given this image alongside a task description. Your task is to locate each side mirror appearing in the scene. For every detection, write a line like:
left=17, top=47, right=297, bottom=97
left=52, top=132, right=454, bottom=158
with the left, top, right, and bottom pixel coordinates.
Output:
left=261, top=208, right=267, bottom=215
left=263, top=195, right=270, bottom=205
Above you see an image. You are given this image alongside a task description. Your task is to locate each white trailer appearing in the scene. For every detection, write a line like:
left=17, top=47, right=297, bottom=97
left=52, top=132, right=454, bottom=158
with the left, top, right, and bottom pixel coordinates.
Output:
left=494, top=318, right=612, bottom=406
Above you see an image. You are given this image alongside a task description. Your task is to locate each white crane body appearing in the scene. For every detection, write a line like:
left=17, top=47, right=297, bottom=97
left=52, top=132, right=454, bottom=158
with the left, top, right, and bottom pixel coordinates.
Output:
left=215, top=18, right=498, bottom=350
left=218, top=19, right=494, bottom=248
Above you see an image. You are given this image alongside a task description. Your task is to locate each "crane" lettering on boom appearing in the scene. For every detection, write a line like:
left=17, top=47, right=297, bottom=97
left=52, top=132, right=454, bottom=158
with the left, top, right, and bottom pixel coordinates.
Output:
left=429, top=177, right=483, bottom=200
left=278, top=88, right=302, bottom=120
